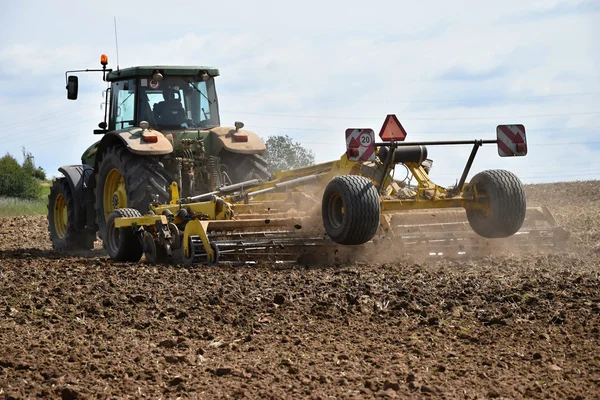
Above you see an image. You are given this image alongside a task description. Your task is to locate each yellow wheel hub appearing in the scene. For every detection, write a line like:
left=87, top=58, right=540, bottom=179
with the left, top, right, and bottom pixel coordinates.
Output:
left=54, top=193, right=68, bottom=239
left=103, top=169, right=127, bottom=219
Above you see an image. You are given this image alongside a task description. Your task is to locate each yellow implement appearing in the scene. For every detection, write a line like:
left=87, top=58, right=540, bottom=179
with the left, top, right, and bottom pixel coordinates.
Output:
left=104, top=119, right=565, bottom=265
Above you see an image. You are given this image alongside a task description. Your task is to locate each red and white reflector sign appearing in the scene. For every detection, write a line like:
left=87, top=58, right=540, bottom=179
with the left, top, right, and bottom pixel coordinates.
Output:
left=345, top=129, right=375, bottom=161
left=497, top=124, right=527, bottom=157
left=379, top=114, right=407, bottom=142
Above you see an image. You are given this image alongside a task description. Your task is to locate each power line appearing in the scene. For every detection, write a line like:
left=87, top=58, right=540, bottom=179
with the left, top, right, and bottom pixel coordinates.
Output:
left=223, top=110, right=600, bottom=121
left=219, top=90, right=600, bottom=104
left=289, top=140, right=600, bottom=147
left=1, top=115, right=101, bottom=145
left=531, top=141, right=600, bottom=147
left=0, top=94, right=64, bottom=117
left=1, top=108, right=97, bottom=134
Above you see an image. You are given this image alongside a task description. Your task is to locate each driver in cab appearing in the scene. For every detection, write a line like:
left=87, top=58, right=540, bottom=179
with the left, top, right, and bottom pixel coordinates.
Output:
left=153, top=87, right=186, bottom=126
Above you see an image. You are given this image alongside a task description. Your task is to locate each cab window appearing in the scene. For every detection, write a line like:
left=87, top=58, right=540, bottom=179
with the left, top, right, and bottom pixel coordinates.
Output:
left=111, top=79, right=136, bottom=130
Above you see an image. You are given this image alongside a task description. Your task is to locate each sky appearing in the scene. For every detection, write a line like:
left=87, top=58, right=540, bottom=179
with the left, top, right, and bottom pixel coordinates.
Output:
left=0, top=0, right=598, bottom=185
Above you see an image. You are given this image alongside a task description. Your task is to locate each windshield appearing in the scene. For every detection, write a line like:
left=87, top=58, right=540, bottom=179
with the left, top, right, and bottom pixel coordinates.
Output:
left=138, top=76, right=219, bottom=130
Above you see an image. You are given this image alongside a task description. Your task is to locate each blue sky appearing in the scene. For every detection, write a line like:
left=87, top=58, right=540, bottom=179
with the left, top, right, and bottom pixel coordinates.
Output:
left=0, top=0, right=598, bottom=185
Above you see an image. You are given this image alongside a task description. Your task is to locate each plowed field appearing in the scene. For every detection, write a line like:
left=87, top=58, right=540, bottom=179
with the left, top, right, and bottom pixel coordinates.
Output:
left=1, top=181, right=599, bottom=399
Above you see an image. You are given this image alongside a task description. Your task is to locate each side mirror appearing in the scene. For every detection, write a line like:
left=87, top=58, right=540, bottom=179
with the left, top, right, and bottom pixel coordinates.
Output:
left=66, top=76, right=79, bottom=100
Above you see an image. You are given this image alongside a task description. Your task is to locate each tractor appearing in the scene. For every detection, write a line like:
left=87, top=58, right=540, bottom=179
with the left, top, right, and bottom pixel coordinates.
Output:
left=47, top=54, right=270, bottom=250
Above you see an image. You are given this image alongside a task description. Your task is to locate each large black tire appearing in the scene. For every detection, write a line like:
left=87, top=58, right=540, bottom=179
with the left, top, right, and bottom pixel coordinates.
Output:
left=322, top=175, right=381, bottom=245
left=94, top=146, right=171, bottom=243
left=466, top=169, right=526, bottom=238
left=220, top=151, right=271, bottom=183
left=47, top=178, right=95, bottom=251
left=105, top=208, right=143, bottom=262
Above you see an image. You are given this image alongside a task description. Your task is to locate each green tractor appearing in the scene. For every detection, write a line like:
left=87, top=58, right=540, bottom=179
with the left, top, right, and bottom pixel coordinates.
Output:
left=48, top=54, right=270, bottom=252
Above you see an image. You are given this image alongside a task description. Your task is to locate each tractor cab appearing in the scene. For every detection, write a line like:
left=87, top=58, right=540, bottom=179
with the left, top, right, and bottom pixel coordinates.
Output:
left=105, top=66, right=221, bottom=132
left=66, top=59, right=222, bottom=133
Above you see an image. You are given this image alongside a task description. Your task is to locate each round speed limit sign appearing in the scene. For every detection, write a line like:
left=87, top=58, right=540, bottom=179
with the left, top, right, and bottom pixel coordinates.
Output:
left=359, top=131, right=373, bottom=147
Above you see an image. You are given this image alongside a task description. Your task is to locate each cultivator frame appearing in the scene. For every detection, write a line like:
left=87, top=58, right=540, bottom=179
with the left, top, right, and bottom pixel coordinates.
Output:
left=105, top=118, right=565, bottom=265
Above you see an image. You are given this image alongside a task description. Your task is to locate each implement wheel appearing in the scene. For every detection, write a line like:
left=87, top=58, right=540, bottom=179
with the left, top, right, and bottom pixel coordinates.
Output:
left=322, top=175, right=380, bottom=245
left=95, top=146, right=171, bottom=244
left=105, top=208, right=143, bottom=262
left=47, top=178, right=95, bottom=251
left=466, top=169, right=526, bottom=238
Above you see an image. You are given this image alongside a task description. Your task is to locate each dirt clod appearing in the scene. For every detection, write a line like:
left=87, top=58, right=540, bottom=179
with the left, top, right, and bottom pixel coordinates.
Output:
left=168, top=376, right=185, bottom=387
left=273, top=293, right=286, bottom=305
left=60, top=388, right=79, bottom=400
left=129, top=294, right=146, bottom=303
left=159, top=339, right=176, bottom=348
left=216, top=367, right=233, bottom=376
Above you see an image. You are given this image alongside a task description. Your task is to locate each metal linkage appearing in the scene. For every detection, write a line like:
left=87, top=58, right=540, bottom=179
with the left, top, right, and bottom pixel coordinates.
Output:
left=374, top=139, right=498, bottom=194
left=458, top=141, right=482, bottom=191
left=375, top=139, right=497, bottom=147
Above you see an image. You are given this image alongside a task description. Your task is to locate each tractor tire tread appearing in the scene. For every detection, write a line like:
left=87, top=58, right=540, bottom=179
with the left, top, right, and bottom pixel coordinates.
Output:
left=219, top=151, right=272, bottom=183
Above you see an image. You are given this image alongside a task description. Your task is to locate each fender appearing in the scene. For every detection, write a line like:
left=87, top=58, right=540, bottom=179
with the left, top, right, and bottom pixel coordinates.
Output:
left=95, top=127, right=173, bottom=168
left=58, top=164, right=94, bottom=231
left=210, top=126, right=266, bottom=155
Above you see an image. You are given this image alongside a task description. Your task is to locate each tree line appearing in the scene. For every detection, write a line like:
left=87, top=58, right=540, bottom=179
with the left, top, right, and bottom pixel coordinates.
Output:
left=0, top=149, right=46, bottom=199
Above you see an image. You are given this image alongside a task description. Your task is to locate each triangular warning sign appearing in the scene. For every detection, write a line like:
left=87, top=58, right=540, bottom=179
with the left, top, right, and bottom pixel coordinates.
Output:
left=379, top=114, right=407, bottom=142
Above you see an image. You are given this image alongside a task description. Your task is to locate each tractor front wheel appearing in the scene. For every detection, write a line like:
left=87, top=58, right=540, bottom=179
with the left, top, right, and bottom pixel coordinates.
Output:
left=322, top=175, right=380, bottom=245
left=47, top=178, right=95, bottom=251
left=466, top=169, right=526, bottom=238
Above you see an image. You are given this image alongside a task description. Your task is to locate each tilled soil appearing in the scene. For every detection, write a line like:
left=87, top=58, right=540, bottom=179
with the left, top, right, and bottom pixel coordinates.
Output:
left=1, top=195, right=600, bottom=398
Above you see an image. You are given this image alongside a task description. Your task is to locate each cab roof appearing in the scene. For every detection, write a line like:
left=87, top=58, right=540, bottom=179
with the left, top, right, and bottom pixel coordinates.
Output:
left=106, top=65, right=220, bottom=81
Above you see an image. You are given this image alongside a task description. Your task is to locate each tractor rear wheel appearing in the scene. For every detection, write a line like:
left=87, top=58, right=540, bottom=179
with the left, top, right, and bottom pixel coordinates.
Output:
left=220, top=151, right=271, bottom=183
left=466, top=169, right=526, bottom=238
left=105, top=208, right=143, bottom=262
left=47, top=178, right=95, bottom=251
left=322, top=175, right=380, bottom=245
left=95, top=146, right=171, bottom=244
